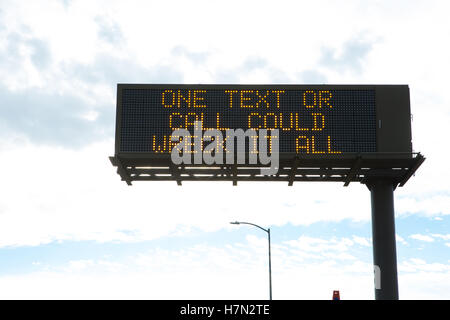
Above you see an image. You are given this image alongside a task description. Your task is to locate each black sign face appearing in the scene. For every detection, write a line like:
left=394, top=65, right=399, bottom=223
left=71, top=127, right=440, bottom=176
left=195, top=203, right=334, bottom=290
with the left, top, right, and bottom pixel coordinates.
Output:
left=118, top=86, right=377, bottom=155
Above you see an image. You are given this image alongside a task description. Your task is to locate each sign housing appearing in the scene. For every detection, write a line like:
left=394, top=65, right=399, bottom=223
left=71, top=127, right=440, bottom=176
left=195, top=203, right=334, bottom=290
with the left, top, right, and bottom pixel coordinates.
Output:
left=110, top=84, right=422, bottom=186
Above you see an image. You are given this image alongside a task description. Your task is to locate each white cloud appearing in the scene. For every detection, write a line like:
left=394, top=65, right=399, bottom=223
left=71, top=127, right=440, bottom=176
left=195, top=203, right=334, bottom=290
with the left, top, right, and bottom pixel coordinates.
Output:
left=396, top=234, right=408, bottom=246
left=409, top=234, right=435, bottom=243
left=432, top=234, right=450, bottom=241
left=396, top=193, right=450, bottom=217
left=400, top=272, right=450, bottom=300
left=0, top=236, right=374, bottom=299
left=400, top=258, right=450, bottom=273
left=0, top=239, right=448, bottom=299
left=283, top=236, right=356, bottom=258
left=81, top=110, right=99, bottom=122
left=66, top=260, right=95, bottom=272
left=352, top=235, right=371, bottom=247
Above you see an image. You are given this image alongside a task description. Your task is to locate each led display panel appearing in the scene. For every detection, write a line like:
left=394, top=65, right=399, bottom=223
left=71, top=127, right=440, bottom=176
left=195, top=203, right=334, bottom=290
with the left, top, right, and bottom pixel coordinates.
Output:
left=115, top=84, right=412, bottom=158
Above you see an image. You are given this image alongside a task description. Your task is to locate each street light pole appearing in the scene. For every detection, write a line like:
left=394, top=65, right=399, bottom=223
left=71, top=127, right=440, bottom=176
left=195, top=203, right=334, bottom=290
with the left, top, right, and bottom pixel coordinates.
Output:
left=230, top=221, right=272, bottom=300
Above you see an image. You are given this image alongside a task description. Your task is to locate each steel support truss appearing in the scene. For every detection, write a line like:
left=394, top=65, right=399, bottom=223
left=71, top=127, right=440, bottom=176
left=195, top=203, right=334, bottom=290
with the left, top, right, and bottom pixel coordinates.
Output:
left=110, top=152, right=425, bottom=188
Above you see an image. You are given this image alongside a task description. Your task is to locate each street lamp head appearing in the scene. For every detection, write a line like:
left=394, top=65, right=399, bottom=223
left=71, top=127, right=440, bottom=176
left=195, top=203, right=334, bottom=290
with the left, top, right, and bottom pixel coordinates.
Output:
left=230, top=221, right=240, bottom=225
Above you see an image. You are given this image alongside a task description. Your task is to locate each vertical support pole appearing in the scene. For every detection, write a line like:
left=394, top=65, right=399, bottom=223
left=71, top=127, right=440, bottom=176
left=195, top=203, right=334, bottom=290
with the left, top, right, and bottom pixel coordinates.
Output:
left=366, top=179, right=399, bottom=300
left=268, top=228, right=272, bottom=300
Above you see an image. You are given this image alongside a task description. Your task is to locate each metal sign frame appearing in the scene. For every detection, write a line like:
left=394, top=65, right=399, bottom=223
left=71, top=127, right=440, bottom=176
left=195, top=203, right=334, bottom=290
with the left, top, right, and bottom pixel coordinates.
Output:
left=111, top=84, right=419, bottom=187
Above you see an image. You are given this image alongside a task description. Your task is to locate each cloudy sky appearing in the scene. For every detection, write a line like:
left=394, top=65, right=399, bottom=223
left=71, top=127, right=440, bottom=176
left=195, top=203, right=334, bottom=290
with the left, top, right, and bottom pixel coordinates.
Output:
left=0, top=0, right=449, bottom=299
